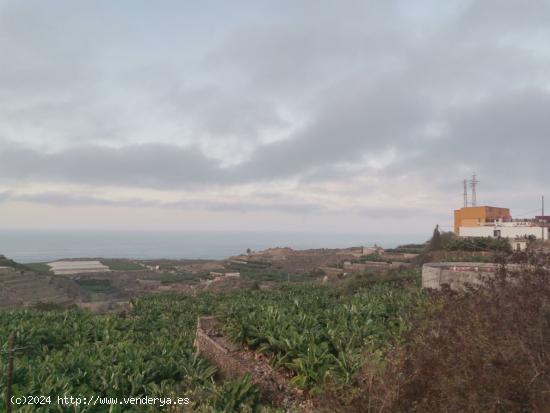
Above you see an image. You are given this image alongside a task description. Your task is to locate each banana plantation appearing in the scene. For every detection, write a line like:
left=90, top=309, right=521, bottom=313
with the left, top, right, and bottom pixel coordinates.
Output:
left=0, top=282, right=422, bottom=412
left=222, top=284, right=418, bottom=391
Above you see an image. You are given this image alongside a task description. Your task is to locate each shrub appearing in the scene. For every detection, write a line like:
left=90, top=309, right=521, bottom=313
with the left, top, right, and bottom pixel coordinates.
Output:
left=443, top=236, right=511, bottom=252
left=211, top=374, right=261, bottom=413
left=344, top=252, right=550, bottom=412
left=428, top=225, right=442, bottom=251
left=359, top=253, right=391, bottom=263
left=384, top=244, right=427, bottom=254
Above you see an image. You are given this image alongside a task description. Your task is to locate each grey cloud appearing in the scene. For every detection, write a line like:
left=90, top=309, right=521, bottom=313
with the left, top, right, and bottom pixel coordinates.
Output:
left=353, top=206, right=440, bottom=220
left=0, top=142, right=224, bottom=189
left=0, top=0, right=549, bottom=213
left=1, top=86, right=549, bottom=192
left=0, top=1, right=136, bottom=147
left=384, top=87, right=550, bottom=203
left=196, top=0, right=550, bottom=186
left=162, top=85, right=289, bottom=142
left=0, top=189, right=433, bottom=219
left=0, top=190, right=14, bottom=202
left=205, top=0, right=406, bottom=97
left=4, top=191, right=129, bottom=207
left=460, top=0, right=550, bottom=33
left=0, top=190, right=322, bottom=214
left=232, top=76, right=429, bottom=181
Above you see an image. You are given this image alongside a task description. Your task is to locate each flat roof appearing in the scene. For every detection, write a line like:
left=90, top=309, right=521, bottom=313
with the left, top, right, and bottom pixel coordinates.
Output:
left=457, top=205, right=510, bottom=209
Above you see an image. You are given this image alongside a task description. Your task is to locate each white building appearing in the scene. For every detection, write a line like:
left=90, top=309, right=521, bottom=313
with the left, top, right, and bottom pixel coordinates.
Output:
left=459, top=221, right=548, bottom=240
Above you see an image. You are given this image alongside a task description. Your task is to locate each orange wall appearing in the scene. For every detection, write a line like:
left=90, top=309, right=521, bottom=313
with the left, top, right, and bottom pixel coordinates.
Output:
left=454, top=206, right=511, bottom=233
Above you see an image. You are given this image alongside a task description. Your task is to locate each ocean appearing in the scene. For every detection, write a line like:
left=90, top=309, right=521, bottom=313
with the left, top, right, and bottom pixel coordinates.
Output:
left=0, top=230, right=419, bottom=263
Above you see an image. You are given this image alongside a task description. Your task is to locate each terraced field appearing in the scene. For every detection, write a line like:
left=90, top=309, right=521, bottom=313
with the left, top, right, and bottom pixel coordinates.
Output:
left=0, top=281, right=421, bottom=412
left=0, top=267, right=78, bottom=309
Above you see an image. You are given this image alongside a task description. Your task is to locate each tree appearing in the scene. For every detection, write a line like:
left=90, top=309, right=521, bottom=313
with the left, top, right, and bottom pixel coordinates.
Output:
left=429, top=224, right=442, bottom=251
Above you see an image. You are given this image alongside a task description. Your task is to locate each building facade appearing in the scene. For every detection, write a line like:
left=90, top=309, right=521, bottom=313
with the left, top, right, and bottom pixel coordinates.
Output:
left=459, top=222, right=548, bottom=240
left=454, top=205, right=548, bottom=248
left=454, top=206, right=511, bottom=234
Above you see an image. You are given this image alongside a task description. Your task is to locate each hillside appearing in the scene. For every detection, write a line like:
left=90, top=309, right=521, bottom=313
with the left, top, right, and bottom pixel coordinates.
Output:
left=0, top=265, right=82, bottom=309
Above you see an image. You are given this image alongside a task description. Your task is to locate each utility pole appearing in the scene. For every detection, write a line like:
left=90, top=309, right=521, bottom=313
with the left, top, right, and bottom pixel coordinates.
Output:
left=5, top=333, right=14, bottom=413
left=470, top=173, right=480, bottom=207
left=463, top=179, right=468, bottom=208
left=542, top=195, right=545, bottom=241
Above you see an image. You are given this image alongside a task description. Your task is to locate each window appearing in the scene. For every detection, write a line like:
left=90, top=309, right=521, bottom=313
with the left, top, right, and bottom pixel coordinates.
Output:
left=494, top=230, right=501, bottom=237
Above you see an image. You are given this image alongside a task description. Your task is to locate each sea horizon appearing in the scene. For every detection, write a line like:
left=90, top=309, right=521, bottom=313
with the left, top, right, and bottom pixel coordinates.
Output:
left=0, top=229, right=423, bottom=263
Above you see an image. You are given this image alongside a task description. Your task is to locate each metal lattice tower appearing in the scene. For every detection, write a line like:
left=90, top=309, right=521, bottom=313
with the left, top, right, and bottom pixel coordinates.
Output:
left=470, top=174, right=479, bottom=207
left=463, top=179, right=468, bottom=208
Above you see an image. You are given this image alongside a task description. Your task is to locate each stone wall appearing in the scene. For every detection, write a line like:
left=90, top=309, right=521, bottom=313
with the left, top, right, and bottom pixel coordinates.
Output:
left=194, top=317, right=300, bottom=407
left=381, top=252, right=419, bottom=261
left=422, top=262, right=522, bottom=290
left=344, top=261, right=385, bottom=271
left=343, top=261, right=412, bottom=273
left=194, top=317, right=247, bottom=378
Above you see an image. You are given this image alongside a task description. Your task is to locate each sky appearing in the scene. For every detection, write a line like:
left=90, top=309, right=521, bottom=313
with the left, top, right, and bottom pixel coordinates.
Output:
left=0, top=0, right=549, bottom=237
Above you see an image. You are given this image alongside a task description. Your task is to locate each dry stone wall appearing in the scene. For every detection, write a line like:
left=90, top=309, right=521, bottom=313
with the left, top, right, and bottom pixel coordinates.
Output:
left=194, top=317, right=301, bottom=408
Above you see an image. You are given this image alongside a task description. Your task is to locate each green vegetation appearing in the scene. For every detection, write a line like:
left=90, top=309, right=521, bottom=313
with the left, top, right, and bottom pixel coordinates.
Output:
left=101, top=259, right=144, bottom=271
left=228, top=260, right=272, bottom=271
left=338, top=268, right=421, bottom=294
left=76, top=278, right=121, bottom=294
left=384, top=244, right=426, bottom=254
left=0, top=255, right=51, bottom=274
left=443, top=236, right=511, bottom=252
left=426, top=227, right=512, bottom=253
left=0, top=254, right=27, bottom=271
left=0, top=293, right=263, bottom=412
left=422, top=230, right=512, bottom=253
left=357, top=253, right=392, bottom=263
left=429, top=225, right=442, bottom=250
left=384, top=230, right=512, bottom=259
left=157, top=272, right=205, bottom=284
left=3, top=247, right=542, bottom=412
left=228, top=260, right=298, bottom=282
left=329, top=255, right=550, bottom=413
left=0, top=279, right=420, bottom=411
left=23, top=262, right=52, bottom=274
left=240, top=270, right=293, bottom=283
left=222, top=283, right=421, bottom=391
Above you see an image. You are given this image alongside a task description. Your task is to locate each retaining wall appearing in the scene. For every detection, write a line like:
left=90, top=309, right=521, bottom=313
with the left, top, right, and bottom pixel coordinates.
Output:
left=422, top=262, right=522, bottom=290
left=343, top=261, right=412, bottom=272
left=194, top=317, right=299, bottom=407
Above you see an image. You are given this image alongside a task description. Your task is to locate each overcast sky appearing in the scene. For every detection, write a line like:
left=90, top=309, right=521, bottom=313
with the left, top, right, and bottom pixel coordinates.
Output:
left=1, top=0, right=549, bottom=236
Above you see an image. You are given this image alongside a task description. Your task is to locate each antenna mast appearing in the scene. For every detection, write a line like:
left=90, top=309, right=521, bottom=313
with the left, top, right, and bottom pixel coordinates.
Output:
left=470, top=173, right=480, bottom=207
left=463, top=179, right=468, bottom=208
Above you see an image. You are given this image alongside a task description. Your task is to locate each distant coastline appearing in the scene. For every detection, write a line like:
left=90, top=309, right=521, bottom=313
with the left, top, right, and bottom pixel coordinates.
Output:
left=0, top=229, right=421, bottom=263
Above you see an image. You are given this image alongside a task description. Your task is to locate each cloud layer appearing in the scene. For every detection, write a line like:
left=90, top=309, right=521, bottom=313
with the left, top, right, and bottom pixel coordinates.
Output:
left=1, top=0, right=549, bottom=232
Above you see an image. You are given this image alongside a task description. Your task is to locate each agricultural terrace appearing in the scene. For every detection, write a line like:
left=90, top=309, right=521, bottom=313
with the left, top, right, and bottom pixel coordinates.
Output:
left=0, top=280, right=422, bottom=412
